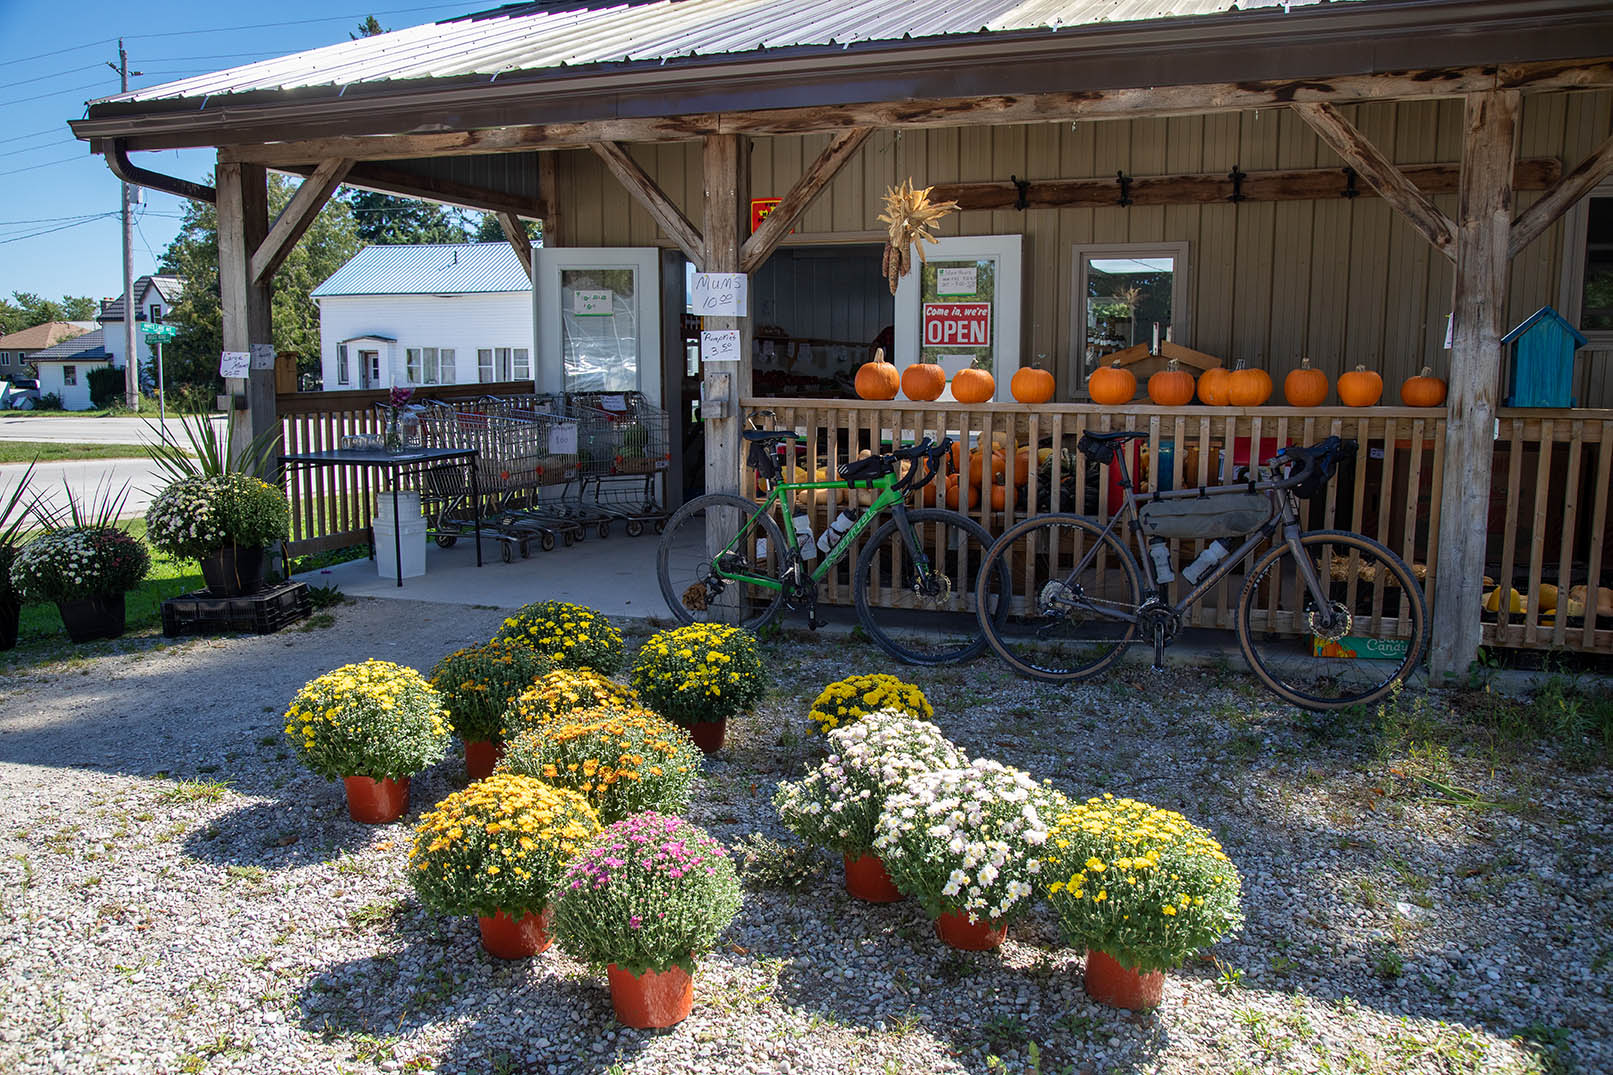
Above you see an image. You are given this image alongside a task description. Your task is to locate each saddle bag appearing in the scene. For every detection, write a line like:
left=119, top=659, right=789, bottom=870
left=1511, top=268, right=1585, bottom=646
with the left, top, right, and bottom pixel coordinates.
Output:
left=1137, top=492, right=1273, bottom=541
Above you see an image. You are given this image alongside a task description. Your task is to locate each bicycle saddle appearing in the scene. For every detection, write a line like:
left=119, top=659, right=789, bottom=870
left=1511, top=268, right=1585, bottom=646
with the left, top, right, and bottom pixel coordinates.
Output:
left=1080, top=430, right=1149, bottom=443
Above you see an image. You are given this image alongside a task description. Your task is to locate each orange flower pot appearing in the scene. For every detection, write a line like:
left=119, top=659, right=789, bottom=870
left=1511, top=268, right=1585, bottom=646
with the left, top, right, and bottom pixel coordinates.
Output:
left=842, top=853, right=904, bottom=903
left=684, top=718, right=726, bottom=755
left=1083, top=948, right=1164, bottom=1010
left=477, top=907, right=554, bottom=959
left=934, top=908, right=1007, bottom=950
left=463, top=739, right=501, bottom=781
left=342, top=775, right=410, bottom=824
left=607, top=963, right=695, bottom=1028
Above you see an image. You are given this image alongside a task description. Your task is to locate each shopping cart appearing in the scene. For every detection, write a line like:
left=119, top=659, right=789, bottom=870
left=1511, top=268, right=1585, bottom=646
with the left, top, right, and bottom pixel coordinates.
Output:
left=565, top=390, right=673, bottom=537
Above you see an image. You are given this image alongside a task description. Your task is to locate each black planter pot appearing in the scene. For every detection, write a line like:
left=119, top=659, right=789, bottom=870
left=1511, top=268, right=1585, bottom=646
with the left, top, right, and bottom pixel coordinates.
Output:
left=199, top=545, right=266, bottom=596
left=57, top=593, right=126, bottom=643
left=0, top=600, right=18, bottom=651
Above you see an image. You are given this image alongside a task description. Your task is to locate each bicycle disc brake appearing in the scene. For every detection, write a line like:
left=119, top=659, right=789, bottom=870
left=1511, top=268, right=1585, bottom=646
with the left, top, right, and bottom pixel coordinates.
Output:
left=913, top=568, right=952, bottom=604
left=1307, top=600, right=1353, bottom=642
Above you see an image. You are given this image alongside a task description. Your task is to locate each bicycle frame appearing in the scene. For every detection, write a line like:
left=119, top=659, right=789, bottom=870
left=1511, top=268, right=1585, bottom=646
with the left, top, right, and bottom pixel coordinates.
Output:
left=715, top=473, right=916, bottom=592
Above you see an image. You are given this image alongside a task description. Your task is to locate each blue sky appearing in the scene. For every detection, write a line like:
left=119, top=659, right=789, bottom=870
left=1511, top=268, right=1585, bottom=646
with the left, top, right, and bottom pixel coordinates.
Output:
left=0, top=2, right=476, bottom=306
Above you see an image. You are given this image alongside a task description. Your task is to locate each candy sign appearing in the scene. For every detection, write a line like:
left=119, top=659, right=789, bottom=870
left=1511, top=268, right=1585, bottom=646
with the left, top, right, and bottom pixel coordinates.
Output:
left=921, top=302, right=991, bottom=347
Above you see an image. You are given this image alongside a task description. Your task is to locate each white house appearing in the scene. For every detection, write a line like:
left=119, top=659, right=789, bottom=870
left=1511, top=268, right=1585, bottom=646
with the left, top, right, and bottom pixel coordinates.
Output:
left=28, top=275, right=182, bottom=410
left=311, top=243, right=535, bottom=391
left=0, top=321, right=89, bottom=381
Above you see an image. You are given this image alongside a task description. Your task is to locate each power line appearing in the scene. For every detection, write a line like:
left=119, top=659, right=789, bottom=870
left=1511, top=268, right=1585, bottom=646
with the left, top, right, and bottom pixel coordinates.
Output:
left=0, top=214, right=120, bottom=245
left=0, top=155, right=90, bottom=179
left=6, top=80, right=115, bottom=108
left=0, top=63, right=107, bottom=92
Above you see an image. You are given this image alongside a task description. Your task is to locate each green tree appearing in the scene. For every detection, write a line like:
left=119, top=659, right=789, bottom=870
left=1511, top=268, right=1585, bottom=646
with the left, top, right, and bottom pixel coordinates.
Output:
left=351, top=15, right=386, bottom=38
left=160, top=171, right=359, bottom=389
left=470, top=213, right=541, bottom=243
left=345, top=189, right=471, bottom=246
left=0, top=292, right=99, bottom=334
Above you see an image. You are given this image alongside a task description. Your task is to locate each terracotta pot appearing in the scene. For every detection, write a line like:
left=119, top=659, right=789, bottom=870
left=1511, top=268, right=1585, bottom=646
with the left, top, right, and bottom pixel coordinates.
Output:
left=0, top=600, right=18, bottom=651
left=342, top=775, right=410, bottom=824
left=842, top=852, right=904, bottom=903
left=57, top=593, right=126, bottom=643
left=463, top=739, right=501, bottom=781
left=934, top=908, right=1007, bottom=951
left=683, top=718, right=726, bottom=755
left=477, top=907, right=553, bottom=959
left=1083, top=948, right=1165, bottom=1010
left=199, top=544, right=265, bottom=596
left=607, top=963, right=695, bottom=1028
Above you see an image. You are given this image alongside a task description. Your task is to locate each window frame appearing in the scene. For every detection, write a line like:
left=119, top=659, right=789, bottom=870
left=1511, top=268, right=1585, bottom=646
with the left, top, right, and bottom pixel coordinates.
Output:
left=63, top=365, right=77, bottom=386
left=1070, top=240, right=1191, bottom=391
left=1559, top=178, right=1613, bottom=346
left=336, top=344, right=350, bottom=386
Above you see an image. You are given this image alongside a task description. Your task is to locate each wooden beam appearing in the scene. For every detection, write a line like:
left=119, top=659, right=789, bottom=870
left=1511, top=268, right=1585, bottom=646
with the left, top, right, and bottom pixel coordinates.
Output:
left=251, top=157, right=352, bottom=286
left=1510, top=129, right=1613, bottom=258
left=740, top=127, right=871, bottom=274
left=297, top=160, right=548, bottom=220
left=1430, top=90, right=1521, bottom=682
left=497, top=212, right=533, bottom=280
left=930, top=158, right=1560, bottom=211
left=1292, top=102, right=1458, bottom=260
left=538, top=151, right=562, bottom=247
left=590, top=141, right=704, bottom=264
left=217, top=158, right=277, bottom=473
left=702, top=134, right=749, bottom=500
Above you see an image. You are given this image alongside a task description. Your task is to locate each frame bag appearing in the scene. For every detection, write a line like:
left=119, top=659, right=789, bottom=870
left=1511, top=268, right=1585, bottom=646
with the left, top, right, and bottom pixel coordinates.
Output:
left=1137, top=493, right=1273, bottom=541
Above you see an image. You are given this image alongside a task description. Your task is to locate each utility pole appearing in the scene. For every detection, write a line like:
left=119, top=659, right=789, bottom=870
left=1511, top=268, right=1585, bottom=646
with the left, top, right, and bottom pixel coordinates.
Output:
left=108, top=40, right=141, bottom=410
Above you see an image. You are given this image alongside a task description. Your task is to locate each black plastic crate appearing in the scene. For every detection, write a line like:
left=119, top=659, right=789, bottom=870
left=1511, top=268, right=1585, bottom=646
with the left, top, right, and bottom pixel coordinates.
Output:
left=161, top=581, right=312, bottom=637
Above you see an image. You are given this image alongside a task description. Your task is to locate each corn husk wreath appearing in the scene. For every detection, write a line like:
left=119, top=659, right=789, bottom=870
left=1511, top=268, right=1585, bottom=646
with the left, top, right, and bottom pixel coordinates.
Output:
left=878, top=179, right=959, bottom=294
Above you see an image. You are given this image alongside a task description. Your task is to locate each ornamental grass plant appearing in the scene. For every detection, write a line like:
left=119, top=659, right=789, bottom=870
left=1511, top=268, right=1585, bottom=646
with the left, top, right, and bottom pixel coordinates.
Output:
left=807, top=673, right=932, bottom=735
left=629, top=623, right=767, bottom=727
left=408, top=774, right=600, bottom=919
left=774, top=708, right=967, bottom=857
left=1042, top=794, right=1244, bottom=973
left=283, top=660, right=451, bottom=781
left=497, top=706, right=701, bottom=824
left=552, top=812, right=741, bottom=975
left=144, top=472, right=290, bottom=560
left=429, top=639, right=554, bottom=744
left=502, top=668, right=640, bottom=739
left=873, top=758, right=1066, bottom=925
left=495, top=600, right=625, bottom=673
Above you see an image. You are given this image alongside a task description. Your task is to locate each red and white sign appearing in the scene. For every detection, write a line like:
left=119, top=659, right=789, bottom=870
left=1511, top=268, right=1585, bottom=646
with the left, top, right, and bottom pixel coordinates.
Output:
left=922, top=302, right=991, bottom=347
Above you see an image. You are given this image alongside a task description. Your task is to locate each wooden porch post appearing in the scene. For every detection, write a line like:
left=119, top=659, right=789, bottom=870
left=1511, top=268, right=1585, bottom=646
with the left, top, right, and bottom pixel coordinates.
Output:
left=216, top=158, right=277, bottom=472
left=701, top=134, right=750, bottom=496
left=1429, top=90, right=1520, bottom=682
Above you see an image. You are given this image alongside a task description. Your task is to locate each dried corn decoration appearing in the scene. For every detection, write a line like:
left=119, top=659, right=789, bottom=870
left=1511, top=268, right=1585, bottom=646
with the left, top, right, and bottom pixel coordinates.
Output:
left=878, top=179, right=958, bottom=294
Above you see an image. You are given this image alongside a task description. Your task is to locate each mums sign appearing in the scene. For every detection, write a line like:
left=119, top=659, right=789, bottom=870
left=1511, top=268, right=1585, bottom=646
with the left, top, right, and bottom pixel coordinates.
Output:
left=922, top=302, right=991, bottom=348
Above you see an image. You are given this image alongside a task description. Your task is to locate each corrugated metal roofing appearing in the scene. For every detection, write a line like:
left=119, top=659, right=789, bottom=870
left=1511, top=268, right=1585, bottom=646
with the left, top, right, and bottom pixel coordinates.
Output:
left=28, top=329, right=110, bottom=364
left=311, top=243, right=531, bottom=298
left=97, top=0, right=1347, bottom=105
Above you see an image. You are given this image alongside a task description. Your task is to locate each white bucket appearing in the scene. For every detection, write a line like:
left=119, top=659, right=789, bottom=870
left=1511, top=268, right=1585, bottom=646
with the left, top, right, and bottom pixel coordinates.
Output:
left=373, top=515, right=427, bottom=579
left=374, top=490, right=422, bottom=526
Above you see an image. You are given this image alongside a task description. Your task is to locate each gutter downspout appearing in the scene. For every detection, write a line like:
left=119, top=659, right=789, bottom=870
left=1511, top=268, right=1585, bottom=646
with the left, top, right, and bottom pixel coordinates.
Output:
left=105, top=138, right=216, bottom=203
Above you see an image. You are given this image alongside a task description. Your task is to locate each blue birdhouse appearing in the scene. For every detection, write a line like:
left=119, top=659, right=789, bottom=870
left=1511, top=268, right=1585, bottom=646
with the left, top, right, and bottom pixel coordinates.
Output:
left=1501, top=306, right=1586, bottom=408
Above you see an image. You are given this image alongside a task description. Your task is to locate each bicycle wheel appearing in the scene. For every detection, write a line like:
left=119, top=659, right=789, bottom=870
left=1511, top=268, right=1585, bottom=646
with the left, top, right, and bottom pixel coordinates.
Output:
left=853, top=508, right=1006, bottom=665
left=975, top=513, right=1143, bottom=681
left=1237, top=529, right=1427, bottom=710
left=656, top=493, right=786, bottom=630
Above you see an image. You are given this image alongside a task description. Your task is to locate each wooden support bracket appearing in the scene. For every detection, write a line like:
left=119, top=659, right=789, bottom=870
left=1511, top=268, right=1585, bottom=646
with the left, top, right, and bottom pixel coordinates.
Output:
left=498, top=212, right=533, bottom=280
left=591, top=141, right=704, bottom=264
left=740, top=127, right=871, bottom=274
left=313, top=160, right=549, bottom=222
left=251, top=157, right=353, bottom=285
left=1510, top=128, right=1613, bottom=258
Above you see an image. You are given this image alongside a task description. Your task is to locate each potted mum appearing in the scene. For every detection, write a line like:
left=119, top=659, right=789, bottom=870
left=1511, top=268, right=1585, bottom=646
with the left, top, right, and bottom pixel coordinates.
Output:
left=775, top=708, right=966, bottom=902
left=498, top=705, right=702, bottom=824
left=283, top=660, right=451, bottom=823
left=629, top=623, right=767, bottom=753
left=552, top=812, right=742, bottom=1028
left=495, top=600, right=625, bottom=673
left=10, top=482, right=148, bottom=643
left=1042, top=794, right=1244, bottom=1010
left=410, top=774, right=600, bottom=958
left=503, top=668, right=640, bottom=740
left=807, top=673, right=932, bottom=736
left=0, top=462, right=37, bottom=651
left=430, top=638, right=553, bottom=780
left=874, top=759, right=1065, bottom=950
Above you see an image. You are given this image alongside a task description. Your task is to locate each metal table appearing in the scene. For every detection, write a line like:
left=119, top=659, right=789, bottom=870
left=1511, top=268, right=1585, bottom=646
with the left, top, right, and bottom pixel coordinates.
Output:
left=279, top=446, right=481, bottom=587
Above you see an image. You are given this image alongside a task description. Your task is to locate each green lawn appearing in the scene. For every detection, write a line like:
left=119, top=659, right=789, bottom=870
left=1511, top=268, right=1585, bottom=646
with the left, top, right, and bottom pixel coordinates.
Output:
left=14, top=521, right=204, bottom=647
left=0, top=441, right=157, bottom=463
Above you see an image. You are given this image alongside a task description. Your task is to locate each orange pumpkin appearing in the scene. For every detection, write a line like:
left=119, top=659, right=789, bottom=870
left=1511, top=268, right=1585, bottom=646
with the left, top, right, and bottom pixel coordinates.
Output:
left=1400, top=366, right=1447, bottom=407
left=1338, top=364, right=1384, bottom=407
left=943, top=474, right=961, bottom=509
left=967, top=451, right=1006, bottom=485
left=1087, top=362, right=1137, bottom=405
left=951, top=368, right=996, bottom=404
left=989, top=484, right=1008, bottom=512
left=1146, top=360, right=1196, bottom=407
left=1227, top=362, right=1273, bottom=407
left=919, top=479, right=938, bottom=506
left=1196, top=367, right=1232, bottom=406
left=854, top=349, right=899, bottom=401
left=1010, top=366, right=1056, bottom=405
left=1283, top=357, right=1330, bottom=407
left=900, top=362, right=947, bottom=402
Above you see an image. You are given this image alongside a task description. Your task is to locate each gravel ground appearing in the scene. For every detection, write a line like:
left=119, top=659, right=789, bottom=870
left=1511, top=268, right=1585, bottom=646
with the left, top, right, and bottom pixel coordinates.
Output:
left=0, top=597, right=1608, bottom=1075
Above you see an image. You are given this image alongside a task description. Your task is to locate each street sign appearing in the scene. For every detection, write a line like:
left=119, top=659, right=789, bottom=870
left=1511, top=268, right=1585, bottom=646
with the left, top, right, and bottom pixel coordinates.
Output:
left=142, top=322, right=178, bottom=339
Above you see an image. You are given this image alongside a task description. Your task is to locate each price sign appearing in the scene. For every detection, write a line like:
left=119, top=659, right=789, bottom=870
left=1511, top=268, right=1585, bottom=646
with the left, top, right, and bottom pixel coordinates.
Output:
left=601, top=394, right=628, bottom=412
left=573, top=289, right=613, bottom=316
left=700, top=330, right=741, bottom=363
left=219, top=351, right=250, bottom=378
left=250, top=343, right=276, bottom=369
left=690, top=272, right=747, bottom=317
left=549, top=422, right=578, bottom=454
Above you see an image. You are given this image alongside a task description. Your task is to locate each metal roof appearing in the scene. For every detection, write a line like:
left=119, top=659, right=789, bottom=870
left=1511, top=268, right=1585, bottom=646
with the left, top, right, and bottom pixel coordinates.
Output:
left=312, top=243, right=532, bottom=298
left=96, top=0, right=1345, bottom=105
left=28, top=329, right=111, bottom=364
left=99, top=275, right=184, bottom=323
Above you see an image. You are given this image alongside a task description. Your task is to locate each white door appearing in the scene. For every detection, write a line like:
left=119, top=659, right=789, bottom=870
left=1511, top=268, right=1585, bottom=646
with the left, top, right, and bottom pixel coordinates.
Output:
left=534, top=247, right=661, bottom=401
left=893, top=234, right=1022, bottom=402
left=358, top=350, right=379, bottom=389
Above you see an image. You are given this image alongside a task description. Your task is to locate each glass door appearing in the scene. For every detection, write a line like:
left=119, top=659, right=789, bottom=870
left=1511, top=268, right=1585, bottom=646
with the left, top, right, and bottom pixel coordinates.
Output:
left=893, top=234, right=1022, bottom=402
left=535, top=248, right=661, bottom=401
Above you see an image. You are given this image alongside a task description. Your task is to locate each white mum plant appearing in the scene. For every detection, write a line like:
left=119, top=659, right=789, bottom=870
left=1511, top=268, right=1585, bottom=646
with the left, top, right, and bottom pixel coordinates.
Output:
left=774, top=708, right=966, bottom=858
left=873, top=759, right=1066, bottom=925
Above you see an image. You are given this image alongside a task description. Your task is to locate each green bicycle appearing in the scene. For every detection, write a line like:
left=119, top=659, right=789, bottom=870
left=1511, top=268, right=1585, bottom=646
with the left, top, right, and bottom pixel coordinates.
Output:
left=655, top=426, right=1009, bottom=664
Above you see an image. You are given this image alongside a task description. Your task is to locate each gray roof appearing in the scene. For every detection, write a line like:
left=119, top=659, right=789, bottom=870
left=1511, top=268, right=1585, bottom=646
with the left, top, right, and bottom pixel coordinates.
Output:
left=28, top=329, right=112, bottom=364
left=99, top=275, right=184, bottom=323
left=95, top=0, right=1343, bottom=104
left=312, top=244, right=531, bottom=298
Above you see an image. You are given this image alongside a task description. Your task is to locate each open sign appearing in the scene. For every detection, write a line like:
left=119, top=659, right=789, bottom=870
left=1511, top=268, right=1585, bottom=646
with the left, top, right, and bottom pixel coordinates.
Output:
left=922, top=302, right=991, bottom=347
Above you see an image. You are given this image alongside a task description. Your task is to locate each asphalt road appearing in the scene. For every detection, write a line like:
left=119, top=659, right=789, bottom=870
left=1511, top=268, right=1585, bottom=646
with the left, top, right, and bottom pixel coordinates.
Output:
left=1, top=457, right=165, bottom=520
left=0, top=414, right=218, bottom=446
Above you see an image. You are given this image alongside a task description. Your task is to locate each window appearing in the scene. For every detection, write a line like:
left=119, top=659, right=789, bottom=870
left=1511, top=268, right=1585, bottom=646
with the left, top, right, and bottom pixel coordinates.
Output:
left=149, top=304, right=162, bottom=322
left=477, top=348, right=531, bottom=383
left=0, top=352, right=9, bottom=367
left=1071, top=242, right=1190, bottom=380
left=405, top=348, right=421, bottom=383
left=63, top=365, right=77, bottom=386
left=406, top=347, right=455, bottom=384
left=336, top=344, right=350, bottom=386
left=437, top=348, right=456, bottom=383
left=477, top=348, right=494, bottom=383
left=512, top=348, right=530, bottom=380
left=1565, top=191, right=1613, bottom=334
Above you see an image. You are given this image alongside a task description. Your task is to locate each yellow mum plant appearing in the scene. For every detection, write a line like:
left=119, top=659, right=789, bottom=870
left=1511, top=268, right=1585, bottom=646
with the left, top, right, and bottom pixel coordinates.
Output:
left=494, top=600, right=625, bottom=673
left=502, top=668, right=640, bottom=739
left=1042, top=795, right=1244, bottom=973
left=429, top=638, right=553, bottom=743
left=283, top=660, right=450, bottom=781
left=629, top=623, right=767, bottom=726
left=807, top=673, right=932, bottom=735
left=408, top=774, right=600, bottom=919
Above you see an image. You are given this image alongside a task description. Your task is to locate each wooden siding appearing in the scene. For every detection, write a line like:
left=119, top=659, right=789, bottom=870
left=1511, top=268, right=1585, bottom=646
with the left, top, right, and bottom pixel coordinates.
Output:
left=556, top=91, right=1613, bottom=406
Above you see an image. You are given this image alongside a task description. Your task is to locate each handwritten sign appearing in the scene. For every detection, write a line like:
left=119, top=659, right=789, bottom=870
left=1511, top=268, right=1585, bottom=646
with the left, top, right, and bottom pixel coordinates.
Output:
left=600, top=394, right=628, bottom=412
left=922, top=302, right=991, bottom=347
left=690, top=272, right=747, bottom=317
left=549, top=422, right=578, bottom=455
left=700, top=330, right=741, bottom=363
left=935, top=267, right=977, bottom=297
left=573, top=289, right=613, bottom=316
left=250, top=343, right=276, bottom=369
left=219, top=351, right=250, bottom=378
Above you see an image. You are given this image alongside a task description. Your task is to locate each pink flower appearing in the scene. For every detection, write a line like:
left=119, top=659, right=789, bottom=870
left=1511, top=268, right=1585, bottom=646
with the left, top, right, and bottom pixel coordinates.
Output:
left=629, top=915, right=643, bottom=930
